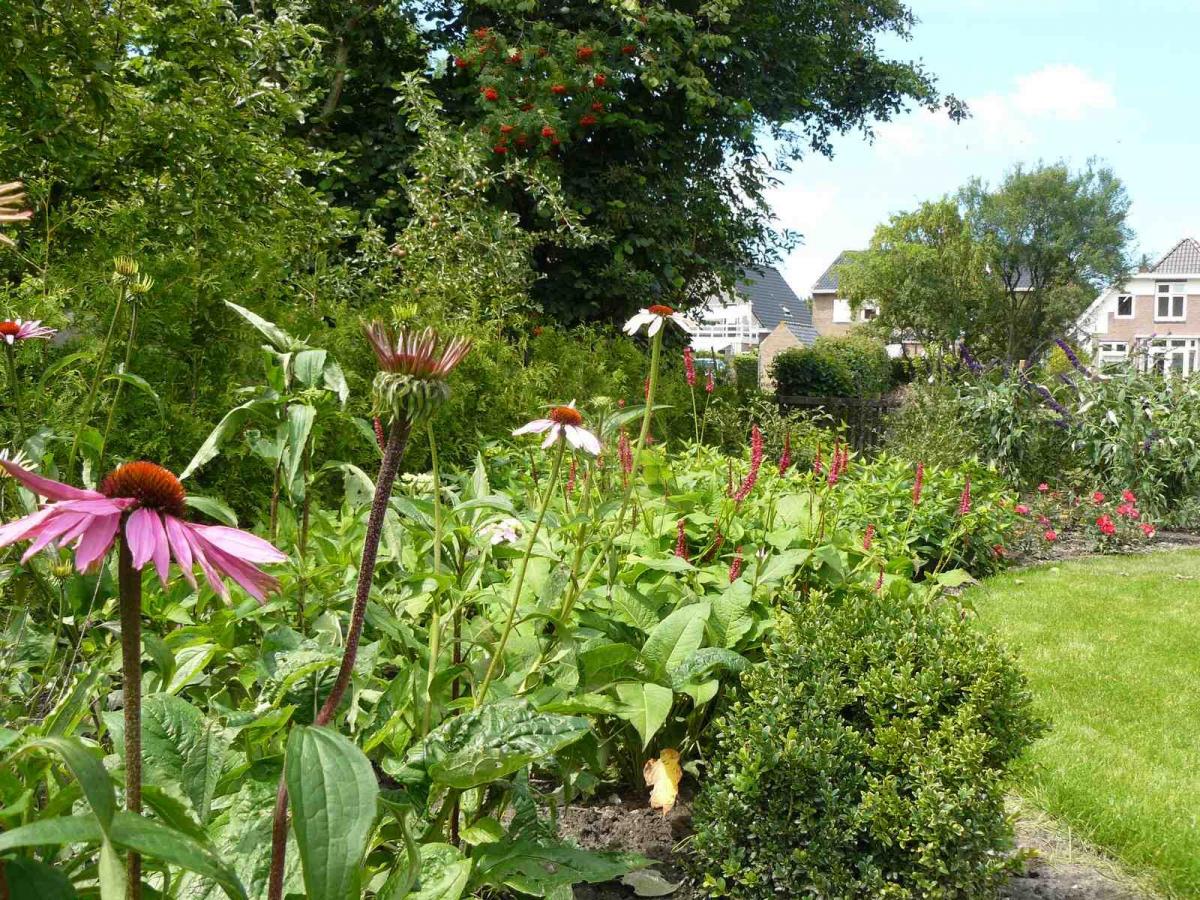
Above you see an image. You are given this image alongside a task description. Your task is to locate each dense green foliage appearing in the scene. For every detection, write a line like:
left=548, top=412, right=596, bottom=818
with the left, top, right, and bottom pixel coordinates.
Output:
left=770, top=334, right=893, bottom=397
left=842, top=162, right=1132, bottom=365
left=692, top=588, right=1041, bottom=898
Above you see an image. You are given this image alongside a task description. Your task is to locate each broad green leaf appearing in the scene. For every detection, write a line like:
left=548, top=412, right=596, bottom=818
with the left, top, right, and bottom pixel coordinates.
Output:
left=775, top=492, right=816, bottom=528
left=283, top=403, right=316, bottom=495
left=473, top=837, right=646, bottom=897
left=322, top=360, right=350, bottom=405
left=99, top=838, right=128, bottom=900
left=578, top=643, right=639, bottom=691
left=181, top=398, right=274, bottom=480
left=2, top=857, right=79, bottom=898
left=611, top=587, right=661, bottom=633
left=936, top=569, right=975, bottom=587
left=41, top=663, right=103, bottom=737
left=105, top=370, right=164, bottom=418
left=667, top=648, right=748, bottom=690
left=293, top=349, right=328, bottom=387
left=614, top=683, right=674, bottom=749
left=709, top=580, right=754, bottom=649
left=394, top=842, right=471, bottom=900
left=627, top=555, right=694, bottom=574
left=166, top=644, right=217, bottom=695
left=184, top=495, right=239, bottom=527
left=285, top=726, right=378, bottom=900
left=640, top=603, right=709, bottom=682
left=0, top=813, right=102, bottom=851
left=755, top=548, right=812, bottom=585
left=420, top=701, right=588, bottom=790
left=140, top=694, right=228, bottom=823
left=110, top=811, right=247, bottom=900
left=224, top=300, right=307, bottom=353
left=23, top=737, right=115, bottom=831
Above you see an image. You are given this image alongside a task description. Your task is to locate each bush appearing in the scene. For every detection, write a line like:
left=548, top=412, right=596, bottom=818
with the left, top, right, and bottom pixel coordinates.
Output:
left=733, top=351, right=759, bottom=393
left=692, top=589, right=1042, bottom=899
left=771, top=335, right=893, bottom=398
left=814, top=334, right=893, bottom=395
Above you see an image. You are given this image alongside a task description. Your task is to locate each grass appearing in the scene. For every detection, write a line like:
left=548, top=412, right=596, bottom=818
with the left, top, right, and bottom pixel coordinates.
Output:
left=969, top=551, right=1200, bottom=899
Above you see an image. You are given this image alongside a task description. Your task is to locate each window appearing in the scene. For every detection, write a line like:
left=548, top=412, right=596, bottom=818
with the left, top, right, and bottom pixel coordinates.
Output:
left=1116, top=295, right=1133, bottom=318
left=832, top=298, right=852, bottom=323
left=1146, top=337, right=1200, bottom=376
left=1098, top=341, right=1128, bottom=367
left=1156, top=283, right=1185, bottom=321
left=862, top=307, right=878, bottom=321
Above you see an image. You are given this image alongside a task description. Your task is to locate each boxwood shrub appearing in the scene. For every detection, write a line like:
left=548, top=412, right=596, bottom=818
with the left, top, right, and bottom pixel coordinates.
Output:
left=691, top=588, right=1042, bottom=899
left=771, top=334, right=893, bottom=398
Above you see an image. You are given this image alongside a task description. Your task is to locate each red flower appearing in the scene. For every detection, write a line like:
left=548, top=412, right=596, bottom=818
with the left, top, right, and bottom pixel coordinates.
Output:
left=482, top=86, right=499, bottom=101
left=551, top=83, right=568, bottom=95
left=499, top=123, right=515, bottom=133
left=506, top=50, right=523, bottom=64
left=492, top=144, right=508, bottom=154
left=541, top=125, right=556, bottom=138
left=1096, top=514, right=1116, bottom=536
left=731, top=425, right=764, bottom=503
left=874, top=568, right=885, bottom=593
left=958, top=477, right=972, bottom=516
left=621, top=44, right=637, bottom=54
left=674, top=518, right=689, bottom=561
left=579, top=114, right=597, bottom=126
left=473, top=26, right=491, bottom=39
left=576, top=46, right=594, bottom=61
left=1044, top=529, right=1058, bottom=542
left=778, top=431, right=792, bottom=476
left=1038, top=515, right=1050, bottom=526
left=1015, top=503, right=1030, bottom=516
left=1122, top=489, right=1137, bottom=502
left=1092, top=491, right=1105, bottom=504
left=863, top=523, right=875, bottom=551
left=812, top=446, right=824, bottom=477
left=728, top=546, right=744, bottom=583
left=532, top=326, right=544, bottom=336
left=1141, top=522, right=1156, bottom=537
left=454, top=56, right=469, bottom=68
left=683, top=346, right=696, bottom=387
left=1037, top=482, right=1049, bottom=492
left=593, top=73, right=607, bottom=87
left=705, top=370, right=714, bottom=393
left=913, top=462, right=924, bottom=506
left=591, top=101, right=605, bottom=112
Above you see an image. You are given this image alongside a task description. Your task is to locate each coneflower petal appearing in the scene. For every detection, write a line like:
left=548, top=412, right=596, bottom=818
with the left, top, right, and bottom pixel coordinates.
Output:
left=74, top=514, right=121, bottom=571
left=192, top=524, right=287, bottom=564
left=0, top=460, right=105, bottom=502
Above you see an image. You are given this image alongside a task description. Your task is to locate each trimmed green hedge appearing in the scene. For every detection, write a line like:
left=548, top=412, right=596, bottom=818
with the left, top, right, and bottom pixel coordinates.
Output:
left=770, top=334, right=892, bottom=397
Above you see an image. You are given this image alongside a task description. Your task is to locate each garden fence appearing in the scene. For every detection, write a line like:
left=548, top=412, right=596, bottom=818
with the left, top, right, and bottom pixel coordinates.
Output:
left=776, top=395, right=902, bottom=454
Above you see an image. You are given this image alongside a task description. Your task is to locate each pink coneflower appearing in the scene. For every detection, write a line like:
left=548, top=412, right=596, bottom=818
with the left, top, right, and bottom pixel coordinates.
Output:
left=728, top=546, right=744, bottom=582
left=913, top=462, right=924, bottom=506
left=674, top=518, right=689, bottom=561
left=623, top=304, right=696, bottom=337
left=958, top=477, right=972, bottom=516
left=1037, top=483, right=1049, bottom=493
left=0, top=319, right=55, bottom=345
left=731, top=425, right=763, bottom=502
left=513, top=402, right=602, bottom=455
left=365, top=323, right=472, bottom=378
left=0, top=181, right=32, bottom=247
left=1091, top=491, right=1105, bottom=504
left=705, top=370, right=714, bottom=393
left=778, top=431, right=792, bottom=475
left=863, top=523, right=875, bottom=551
left=683, top=347, right=696, bottom=387
left=0, top=460, right=285, bottom=600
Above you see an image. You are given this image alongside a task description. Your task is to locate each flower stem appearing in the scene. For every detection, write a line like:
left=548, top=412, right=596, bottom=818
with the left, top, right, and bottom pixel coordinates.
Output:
left=3, top=344, right=24, bottom=448
left=118, top=535, right=142, bottom=899
left=266, top=415, right=411, bottom=900
left=98, top=302, right=138, bottom=468
left=476, top=439, right=566, bottom=707
left=422, top=424, right=443, bottom=738
left=68, top=282, right=126, bottom=478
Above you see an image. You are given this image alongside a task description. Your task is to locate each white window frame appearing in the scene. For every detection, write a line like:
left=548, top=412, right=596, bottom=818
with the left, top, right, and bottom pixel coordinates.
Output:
left=1146, top=337, right=1200, bottom=376
left=1155, top=283, right=1186, bottom=322
left=1115, top=294, right=1134, bottom=319
left=831, top=298, right=852, bottom=324
left=1097, top=341, right=1128, bottom=367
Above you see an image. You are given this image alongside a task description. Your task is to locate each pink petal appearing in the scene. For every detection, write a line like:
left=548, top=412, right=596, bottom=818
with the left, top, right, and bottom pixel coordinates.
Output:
left=0, top=507, right=56, bottom=549
left=0, top=461, right=104, bottom=502
left=127, top=509, right=171, bottom=586
left=73, top=514, right=120, bottom=571
left=512, top=419, right=554, bottom=437
left=180, top=525, right=228, bottom=600
left=189, top=524, right=285, bottom=564
left=163, top=515, right=196, bottom=588
left=55, top=498, right=134, bottom=515
left=201, top=542, right=278, bottom=604
left=19, top=511, right=90, bottom=562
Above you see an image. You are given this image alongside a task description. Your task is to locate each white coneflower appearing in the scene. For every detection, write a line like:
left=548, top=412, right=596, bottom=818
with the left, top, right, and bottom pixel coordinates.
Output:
left=512, top=402, right=601, bottom=455
left=623, top=304, right=696, bottom=337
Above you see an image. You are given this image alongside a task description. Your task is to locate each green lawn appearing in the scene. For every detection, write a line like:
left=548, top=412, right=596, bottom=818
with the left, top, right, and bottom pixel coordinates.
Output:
left=969, top=551, right=1200, bottom=898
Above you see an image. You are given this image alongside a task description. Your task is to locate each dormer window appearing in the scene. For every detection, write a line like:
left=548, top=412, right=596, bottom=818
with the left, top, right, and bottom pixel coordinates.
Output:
left=1156, top=283, right=1185, bottom=322
left=1115, top=295, right=1133, bottom=318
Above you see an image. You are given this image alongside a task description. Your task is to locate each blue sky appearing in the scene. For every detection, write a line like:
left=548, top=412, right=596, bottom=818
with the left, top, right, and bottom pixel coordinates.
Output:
left=772, top=0, right=1200, bottom=295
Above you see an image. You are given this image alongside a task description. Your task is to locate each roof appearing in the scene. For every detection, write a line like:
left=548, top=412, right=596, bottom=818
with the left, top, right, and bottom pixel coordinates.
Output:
left=734, top=266, right=819, bottom=345
left=1149, top=238, right=1200, bottom=275
left=812, top=251, right=859, bottom=293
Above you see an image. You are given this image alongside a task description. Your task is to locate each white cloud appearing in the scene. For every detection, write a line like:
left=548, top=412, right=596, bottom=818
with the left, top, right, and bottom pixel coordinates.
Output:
left=1011, top=64, right=1116, bottom=120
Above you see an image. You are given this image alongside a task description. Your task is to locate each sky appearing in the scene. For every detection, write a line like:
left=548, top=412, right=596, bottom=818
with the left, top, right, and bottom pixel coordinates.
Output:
left=771, top=0, right=1200, bottom=297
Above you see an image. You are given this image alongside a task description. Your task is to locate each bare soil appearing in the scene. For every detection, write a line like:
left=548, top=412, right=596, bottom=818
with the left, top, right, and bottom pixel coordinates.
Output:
left=558, top=794, right=1159, bottom=900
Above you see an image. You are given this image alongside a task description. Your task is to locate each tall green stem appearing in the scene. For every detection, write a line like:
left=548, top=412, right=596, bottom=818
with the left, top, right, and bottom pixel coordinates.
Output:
left=118, top=536, right=142, bottom=900
left=98, top=303, right=138, bottom=468
left=476, top=439, right=566, bottom=707
left=68, top=284, right=126, bottom=477
left=3, top=345, right=24, bottom=447
left=422, top=425, right=443, bottom=738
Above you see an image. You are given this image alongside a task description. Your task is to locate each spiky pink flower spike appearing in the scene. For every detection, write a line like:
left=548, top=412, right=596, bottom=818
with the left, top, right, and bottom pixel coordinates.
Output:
left=566, top=458, right=577, bottom=494
left=778, top=431, right=792, bottom=475
left=728, top=546, right=744, bottom=582
left=958, top=477, right=972, bottom=516
left=683, top=346, right=696, bottom=387
left=674, top=518, right=689, bottom=561
left=874, top=567, right=885, bottom=593
left=731, top=424, right=763, bottom=502
left=812, top=445, right=823, bottom=477
left=0, top=460, right=285, bottom=600
left=826, top=442, right=844, bottom=486
left=705, top=370, right=714, bottom=393
left=863, top=523, right=875, bottom=551
left=913, top=462, right=925, bottom=506
left=618, top=429, right=633, bottom=477
left=0, top=319, right=56, bottom=345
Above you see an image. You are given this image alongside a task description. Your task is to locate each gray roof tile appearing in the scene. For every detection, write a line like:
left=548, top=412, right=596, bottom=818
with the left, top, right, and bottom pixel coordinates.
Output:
left=812, top=250, right=858, bottom=293
left=734, top=266, right=817, bottom=346
left=1150, top=238, right=1200, bottom=274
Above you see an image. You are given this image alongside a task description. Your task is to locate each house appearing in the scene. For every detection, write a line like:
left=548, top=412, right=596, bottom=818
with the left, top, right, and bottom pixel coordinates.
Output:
left=690, top=266, right=819, bottom=385
left=1076, top=238, right=1200, bottom=374
left=810, top=251, right=879, bottom=336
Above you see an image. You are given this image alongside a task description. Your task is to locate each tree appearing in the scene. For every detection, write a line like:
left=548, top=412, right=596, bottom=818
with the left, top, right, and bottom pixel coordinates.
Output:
left=838, top=199, right=999, bottom=361
left=961, top=161, right=1132, bottom=364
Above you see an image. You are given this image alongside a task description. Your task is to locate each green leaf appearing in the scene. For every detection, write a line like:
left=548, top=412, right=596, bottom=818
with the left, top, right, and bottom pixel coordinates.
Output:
left=184, top=495, right=239, bottom=526
left=755, top=548, right=812, bottom=585
left=473, top=837, right=646, bottom=897
left=322, top=361, right=350, bottom=405
left=165, top=644, right=217, bottom=695
left=285, top=726, right=379, bottom=900
left=98, top=838, right=128, bottom=900
left=140, top=694, right=228, bottom=823
left=105, top=370, right=164, bottom=418
left=1, top=857, right=79, bottom=898
left=936, top=569, right=975, bottom=588
left=283, top=403, right=316, bottom=496
left=667, top=647, right=748, bottom=690
left=578, top=643, right=639, bottom=691
left=40, top=663, right=103, bottom=737
left=110, top=811, right=248, bottom=900
left=393, top=842, right=471, bottom=900
left=23, top=737, right=116, bottom=831
left=180, top=398, right=274, bottom=480
left=420, top=701, right=588, bottom=790
left=293, top=349, right=328, bottom=387
left=640, top=603, right=709, bottom=682
left=709, top=581, right=753, bottom=649
left=224, top=300, right=307, bottom=353
left=627, top=555, right=694, bottom=574
left=614, top=683, right=674, bottom=749
left=0, top=813, right=102, bottom=851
